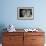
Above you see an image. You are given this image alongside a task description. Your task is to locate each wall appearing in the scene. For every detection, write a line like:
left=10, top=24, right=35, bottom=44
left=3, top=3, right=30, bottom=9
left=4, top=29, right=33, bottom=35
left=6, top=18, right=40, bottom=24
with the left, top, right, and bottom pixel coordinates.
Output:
left=0, top=0, right=46, bottom=30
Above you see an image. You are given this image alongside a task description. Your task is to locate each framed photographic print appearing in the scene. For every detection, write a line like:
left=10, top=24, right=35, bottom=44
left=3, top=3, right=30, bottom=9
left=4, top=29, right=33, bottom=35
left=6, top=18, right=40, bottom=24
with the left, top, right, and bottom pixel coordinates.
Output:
left=17, top=7, right=34, bottom=20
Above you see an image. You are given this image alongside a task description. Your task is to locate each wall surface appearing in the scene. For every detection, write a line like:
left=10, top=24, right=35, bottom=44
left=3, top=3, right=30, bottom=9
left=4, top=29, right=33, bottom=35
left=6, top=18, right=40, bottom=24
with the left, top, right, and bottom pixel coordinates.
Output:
left=0, top=0, right=46, bottom=30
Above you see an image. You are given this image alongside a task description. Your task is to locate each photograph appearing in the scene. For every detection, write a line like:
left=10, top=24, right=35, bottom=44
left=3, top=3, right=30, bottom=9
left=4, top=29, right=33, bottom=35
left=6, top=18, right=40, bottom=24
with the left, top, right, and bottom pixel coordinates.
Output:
left=17, top=7, right=34, bottom=20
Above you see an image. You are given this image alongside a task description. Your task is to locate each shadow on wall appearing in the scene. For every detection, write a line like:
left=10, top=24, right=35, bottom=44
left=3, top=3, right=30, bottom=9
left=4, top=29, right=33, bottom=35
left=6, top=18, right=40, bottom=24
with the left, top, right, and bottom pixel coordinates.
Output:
left=0, top=24, right=7, bottom=43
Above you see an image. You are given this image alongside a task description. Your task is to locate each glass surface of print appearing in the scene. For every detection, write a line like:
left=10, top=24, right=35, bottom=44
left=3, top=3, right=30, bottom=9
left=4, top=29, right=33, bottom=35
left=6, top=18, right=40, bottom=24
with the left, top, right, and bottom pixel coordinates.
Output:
left=17, top=7, right=34, bottom=20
